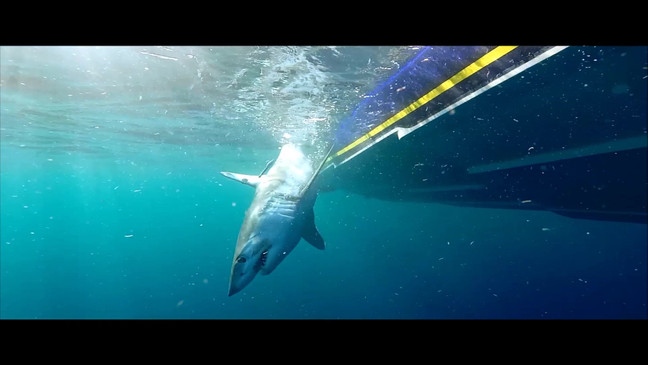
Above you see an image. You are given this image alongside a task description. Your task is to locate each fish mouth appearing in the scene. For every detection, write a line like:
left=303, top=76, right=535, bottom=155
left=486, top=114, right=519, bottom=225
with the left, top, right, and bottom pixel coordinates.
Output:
left=255, top=249, right=269, bottom=271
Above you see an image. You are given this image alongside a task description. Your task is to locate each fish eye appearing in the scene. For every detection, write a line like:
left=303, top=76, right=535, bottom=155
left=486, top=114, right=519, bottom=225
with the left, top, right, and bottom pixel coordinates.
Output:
left=236, top=256, right=247, bottom=264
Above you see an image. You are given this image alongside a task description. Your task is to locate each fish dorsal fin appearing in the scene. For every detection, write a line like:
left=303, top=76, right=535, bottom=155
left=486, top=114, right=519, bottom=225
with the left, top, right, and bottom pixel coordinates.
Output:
left=301, top=208, right=325, bottom=250
left=220, top=171, right=261, bottom=188
left=299, top=144, right=335, bottom=197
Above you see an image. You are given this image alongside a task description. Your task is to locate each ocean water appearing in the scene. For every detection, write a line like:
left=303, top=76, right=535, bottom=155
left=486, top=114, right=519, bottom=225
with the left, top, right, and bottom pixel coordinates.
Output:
left=1, top=46, right=646, bottom=319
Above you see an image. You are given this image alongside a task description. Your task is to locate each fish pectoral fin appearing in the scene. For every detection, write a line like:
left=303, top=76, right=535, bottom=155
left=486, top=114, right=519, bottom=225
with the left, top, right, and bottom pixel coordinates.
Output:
left=220, top=171, right=261, bottom=188
left=302, top=208, right=325, bottom=250
left=302, top=225, right=325, bottom=250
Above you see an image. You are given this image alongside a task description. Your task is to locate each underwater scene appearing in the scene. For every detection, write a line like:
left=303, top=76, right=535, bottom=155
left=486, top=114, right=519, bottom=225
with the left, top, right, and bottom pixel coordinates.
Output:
left=1, top=46, right=646, bottom=319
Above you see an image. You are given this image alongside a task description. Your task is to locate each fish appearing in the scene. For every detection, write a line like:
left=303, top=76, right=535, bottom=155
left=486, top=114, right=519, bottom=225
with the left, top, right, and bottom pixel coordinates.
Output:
left=220, top=143, right=332, bottom=296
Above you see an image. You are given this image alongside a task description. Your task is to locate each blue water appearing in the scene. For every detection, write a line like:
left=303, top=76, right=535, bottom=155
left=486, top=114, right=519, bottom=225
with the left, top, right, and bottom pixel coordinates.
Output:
left=1, top=46, right=646, bottom=319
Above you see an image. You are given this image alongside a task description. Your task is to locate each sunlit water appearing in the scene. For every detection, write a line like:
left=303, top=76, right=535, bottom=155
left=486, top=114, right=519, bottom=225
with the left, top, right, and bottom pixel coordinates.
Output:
left=1, top=46, right=646, bottom=319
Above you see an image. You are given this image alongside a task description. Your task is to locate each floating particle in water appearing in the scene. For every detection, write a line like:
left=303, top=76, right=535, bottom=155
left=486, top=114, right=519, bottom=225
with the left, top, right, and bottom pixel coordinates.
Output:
left=124, top=234, right=134, bottom=238
left=541, top=227, right=551, bottom=231
left=176, top=300, right=184, bottom=307
left=611, top=83, right=630, bottom=94
left=231, top=202, right=237, bottom=207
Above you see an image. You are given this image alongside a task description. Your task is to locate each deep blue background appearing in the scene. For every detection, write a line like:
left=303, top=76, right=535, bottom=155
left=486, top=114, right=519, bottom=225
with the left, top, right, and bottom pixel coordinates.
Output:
left=1, top=150, right=645, bottom=319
